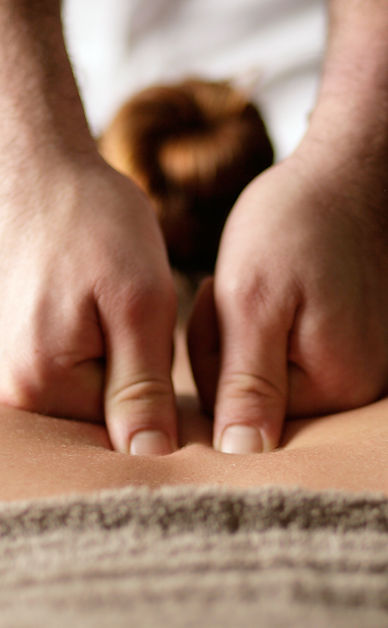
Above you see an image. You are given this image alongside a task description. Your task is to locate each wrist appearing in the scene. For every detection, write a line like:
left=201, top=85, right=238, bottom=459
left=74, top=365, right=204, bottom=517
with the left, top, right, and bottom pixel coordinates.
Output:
left=294, top=1, right=387, bottom=208
left=0, top=0, right=96, bottom=162
left=307, top=1, right=387, bottom=155
left=321, top=1, right=388, bottom=99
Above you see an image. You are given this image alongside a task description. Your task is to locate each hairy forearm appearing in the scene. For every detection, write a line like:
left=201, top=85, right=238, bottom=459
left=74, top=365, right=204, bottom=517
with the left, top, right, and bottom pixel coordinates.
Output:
left=325, top=0, right=388, bottom=95
left=309, top=1, right=387, bottom=151
left=296, top=0, right=388, bottom=226
left=0, top=0, right=94, bottom=161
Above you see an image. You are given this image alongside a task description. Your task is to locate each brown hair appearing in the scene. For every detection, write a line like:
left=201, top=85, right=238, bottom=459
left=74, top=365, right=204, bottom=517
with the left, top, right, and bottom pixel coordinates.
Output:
left=99, top=78, right=273, bottom=276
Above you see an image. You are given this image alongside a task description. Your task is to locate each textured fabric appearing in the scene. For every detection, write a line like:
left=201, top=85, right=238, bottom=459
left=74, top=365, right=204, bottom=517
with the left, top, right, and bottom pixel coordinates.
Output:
left=1, top=485, right=387, bottom=627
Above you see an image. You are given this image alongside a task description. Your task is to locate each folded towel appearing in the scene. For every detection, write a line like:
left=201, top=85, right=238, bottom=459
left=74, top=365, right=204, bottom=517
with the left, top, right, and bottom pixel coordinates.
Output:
left=0, top=485, right=387, bottom=627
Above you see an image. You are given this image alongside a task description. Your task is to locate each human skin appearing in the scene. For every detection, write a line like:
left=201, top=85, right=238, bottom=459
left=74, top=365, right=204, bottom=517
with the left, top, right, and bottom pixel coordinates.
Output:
left=0, top=1, right=178, bottom=456
left=1, top=329, right=387, bottom=502
left=0, top=0, right=387, bottom=465
left=189, top=0, right=388, bottom=454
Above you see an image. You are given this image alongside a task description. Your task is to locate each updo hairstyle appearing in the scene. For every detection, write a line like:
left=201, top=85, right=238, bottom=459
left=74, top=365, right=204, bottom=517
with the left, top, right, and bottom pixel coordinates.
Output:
left=99, top=78, right=274, bottom=276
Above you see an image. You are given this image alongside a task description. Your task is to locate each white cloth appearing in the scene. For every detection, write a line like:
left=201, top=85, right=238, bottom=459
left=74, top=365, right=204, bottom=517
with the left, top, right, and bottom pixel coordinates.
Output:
left=63, top=0, right=326, bottom=160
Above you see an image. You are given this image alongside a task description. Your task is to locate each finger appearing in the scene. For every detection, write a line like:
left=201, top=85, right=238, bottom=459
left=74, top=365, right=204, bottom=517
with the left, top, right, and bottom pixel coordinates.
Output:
left=187, top=277, right=219, bottom=414
left=100, top=280, right=178, bottom=455
left=214, top=280, right=292, bottom=454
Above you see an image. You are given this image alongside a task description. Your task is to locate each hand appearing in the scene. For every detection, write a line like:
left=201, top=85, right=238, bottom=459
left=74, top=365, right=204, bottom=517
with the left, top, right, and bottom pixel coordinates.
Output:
left=189, top=141, right=388, bottom=453
left=0, top=153, right=177, bottom=455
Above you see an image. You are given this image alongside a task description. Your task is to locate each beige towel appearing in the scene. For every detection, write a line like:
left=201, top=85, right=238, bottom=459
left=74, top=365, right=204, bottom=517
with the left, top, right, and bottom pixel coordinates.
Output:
left=0, top=485, right=387, bottom=627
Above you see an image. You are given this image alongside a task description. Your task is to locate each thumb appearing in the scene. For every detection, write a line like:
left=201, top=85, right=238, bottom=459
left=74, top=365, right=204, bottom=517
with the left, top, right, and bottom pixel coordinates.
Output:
left=101, top=285, right=178, bottom=455
left=214, top=286, right=290, bottom=454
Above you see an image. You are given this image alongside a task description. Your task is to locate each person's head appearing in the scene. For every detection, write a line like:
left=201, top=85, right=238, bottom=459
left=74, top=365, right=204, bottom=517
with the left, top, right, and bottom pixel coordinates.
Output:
left=99, top=78, right=274, bottom=282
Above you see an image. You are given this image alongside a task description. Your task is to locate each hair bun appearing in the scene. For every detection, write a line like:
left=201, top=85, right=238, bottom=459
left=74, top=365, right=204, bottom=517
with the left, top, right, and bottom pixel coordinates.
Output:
left=99, top=79, right=274, bottom=274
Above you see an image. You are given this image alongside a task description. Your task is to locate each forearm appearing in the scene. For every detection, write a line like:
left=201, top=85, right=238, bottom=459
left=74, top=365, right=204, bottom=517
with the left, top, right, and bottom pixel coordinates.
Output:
left=304, top=1, right=387, bottom=181
left=0, top=0, right=95, bottom=161
left=323, top=1, right=387, bottom=98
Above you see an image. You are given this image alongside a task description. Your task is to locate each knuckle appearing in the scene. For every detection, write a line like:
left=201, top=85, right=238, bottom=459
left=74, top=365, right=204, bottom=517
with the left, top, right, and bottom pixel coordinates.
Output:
left=341, top=376, right=382, bottom=410
left=127, top=276, right=177, bottom=325
left=216, top=273, right=269, bottom=317
left=308, top=355, right=386, bottom=415
left=0, top=366, right=46, bottom=411
left=97, top=270, right=177, bottom=324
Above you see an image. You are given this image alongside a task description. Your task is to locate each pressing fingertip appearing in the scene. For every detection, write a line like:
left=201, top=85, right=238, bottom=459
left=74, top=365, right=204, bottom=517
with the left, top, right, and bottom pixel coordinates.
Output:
left=217, top=424, right=269, bottom=454
left=129, top=429, right=174, bottom=456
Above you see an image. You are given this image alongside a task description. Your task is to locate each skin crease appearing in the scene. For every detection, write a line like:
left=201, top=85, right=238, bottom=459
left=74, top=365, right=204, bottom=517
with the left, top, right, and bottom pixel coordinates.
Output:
left=0, top=328, right=387, bottom=502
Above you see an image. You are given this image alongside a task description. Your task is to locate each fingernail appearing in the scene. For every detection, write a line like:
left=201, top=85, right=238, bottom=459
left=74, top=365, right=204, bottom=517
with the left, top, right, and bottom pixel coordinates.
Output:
left=218, top=425, right=263, bottom=454
left=129, top=430, right=173, bottom=456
